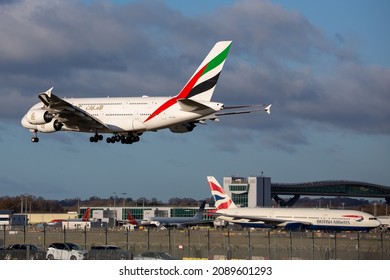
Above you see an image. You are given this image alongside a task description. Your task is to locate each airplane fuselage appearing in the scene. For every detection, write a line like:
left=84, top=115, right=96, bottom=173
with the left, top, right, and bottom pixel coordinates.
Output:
left=141, top=216, right=203, bottom=227
left=22, top=96, right=222, bottom=134
left=216, top=208, right=381, bottom=231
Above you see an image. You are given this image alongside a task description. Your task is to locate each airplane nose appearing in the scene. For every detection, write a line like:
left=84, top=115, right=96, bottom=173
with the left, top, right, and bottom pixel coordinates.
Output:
left=21, top=115, right=29, bottom=127
left=21, top=114, right=38, bottom=130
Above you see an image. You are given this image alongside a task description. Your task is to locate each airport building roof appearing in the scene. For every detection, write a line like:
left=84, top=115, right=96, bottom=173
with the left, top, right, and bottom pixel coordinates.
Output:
left=271, top=180, right=390, bottom=202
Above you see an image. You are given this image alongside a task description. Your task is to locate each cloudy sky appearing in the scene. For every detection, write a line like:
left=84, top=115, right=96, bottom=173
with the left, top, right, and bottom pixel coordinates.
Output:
left=0, top=0, right=389, bottom=202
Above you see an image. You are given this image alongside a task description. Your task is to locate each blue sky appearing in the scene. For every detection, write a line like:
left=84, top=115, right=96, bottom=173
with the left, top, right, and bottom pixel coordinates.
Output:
left=0, top=0, right=389, bottom=202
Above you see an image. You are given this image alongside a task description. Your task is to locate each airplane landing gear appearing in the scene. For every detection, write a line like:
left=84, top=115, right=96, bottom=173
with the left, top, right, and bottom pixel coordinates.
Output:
left=89, top=133, right=103, bottom=143
left=106, top=133, right=140, bottom=144
left=31, top=130, right=39, bottom=143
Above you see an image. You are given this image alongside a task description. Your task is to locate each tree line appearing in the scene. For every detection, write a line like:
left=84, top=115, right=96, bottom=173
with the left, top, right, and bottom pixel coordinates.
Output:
left=0, top=195, right=386, bottom=216
left=0, top=195, right=212, bottom=213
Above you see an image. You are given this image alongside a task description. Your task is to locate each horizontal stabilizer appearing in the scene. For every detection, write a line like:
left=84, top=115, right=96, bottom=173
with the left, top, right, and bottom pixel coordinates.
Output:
left=216, top=104, right=272, bottom=116
left=177, top=98, right=212, bottom=112
left=215, top=110, right=260, bottom=116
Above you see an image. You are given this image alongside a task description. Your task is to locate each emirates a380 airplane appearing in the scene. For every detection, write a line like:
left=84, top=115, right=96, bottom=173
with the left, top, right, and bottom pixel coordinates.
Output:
left=21, top=41, right=271, bottom=144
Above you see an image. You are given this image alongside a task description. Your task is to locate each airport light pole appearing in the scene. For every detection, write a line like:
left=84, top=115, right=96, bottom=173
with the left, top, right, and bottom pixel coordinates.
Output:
left=113, top=192, right=117, bottom=225
left=20, top=195, right=24, bottom=214
left=122, top=192, right=127, bottom=207
left=24, top=193, right=28, bottom=225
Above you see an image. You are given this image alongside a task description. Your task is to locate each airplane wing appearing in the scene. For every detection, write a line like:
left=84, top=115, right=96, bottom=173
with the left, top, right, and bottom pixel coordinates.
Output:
left=38, top=87, right=110, bottom=132
left=198, top=104, right=271, bottom=121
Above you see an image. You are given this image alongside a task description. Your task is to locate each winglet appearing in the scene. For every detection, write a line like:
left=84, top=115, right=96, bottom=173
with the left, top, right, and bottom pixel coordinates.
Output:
left=265, top=104, right=272, bottom=115
left=46, top=87, right=54, bottom=97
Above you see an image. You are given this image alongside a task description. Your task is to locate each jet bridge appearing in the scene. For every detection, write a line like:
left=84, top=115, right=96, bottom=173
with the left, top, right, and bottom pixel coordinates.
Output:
left=271, top=180, right=390, bottom=206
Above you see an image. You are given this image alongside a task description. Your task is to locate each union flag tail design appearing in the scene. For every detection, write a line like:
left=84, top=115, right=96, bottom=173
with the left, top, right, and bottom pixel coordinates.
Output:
left=207, top=176, right=237, bottom=210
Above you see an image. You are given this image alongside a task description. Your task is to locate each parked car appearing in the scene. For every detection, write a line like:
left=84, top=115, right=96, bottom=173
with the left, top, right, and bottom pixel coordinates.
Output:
left=89, top=245, right=129, bottom=260
left=133, top=251, right=176, bottom=260
left=46, top=242, right=88, bottom=260
left=0, top=244, right=45, bottom=260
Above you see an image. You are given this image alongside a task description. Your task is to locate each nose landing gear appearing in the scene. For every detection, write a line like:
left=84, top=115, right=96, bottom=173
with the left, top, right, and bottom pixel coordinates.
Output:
left=31, top=130, right=39, bottom=143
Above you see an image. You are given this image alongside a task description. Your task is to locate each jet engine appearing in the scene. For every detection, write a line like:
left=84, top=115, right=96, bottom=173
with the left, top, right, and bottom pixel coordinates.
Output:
left=37, top=119, right=63, bottom=133
left=169, top=122, right=196, bottom=133
left=26, top=109, right=53, bottom=125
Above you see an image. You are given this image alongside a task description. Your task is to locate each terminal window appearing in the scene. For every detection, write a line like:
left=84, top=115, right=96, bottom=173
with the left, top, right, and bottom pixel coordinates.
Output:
left=229, top=184, right=249, bottom=192
left=232, top=193, right=248, bottom=207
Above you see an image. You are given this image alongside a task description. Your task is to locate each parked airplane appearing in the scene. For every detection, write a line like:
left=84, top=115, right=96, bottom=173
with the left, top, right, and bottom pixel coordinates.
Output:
left=207, top=177, right=381, bottom=231
left=21, top=41, right=271, bottom=143
left=47, top=219, right=67, bottom=226
left=47, top=208, right=90, bottom=226
left=126, top=211, right=139, bottom=226
left=140, top=201, right=211, bottom=228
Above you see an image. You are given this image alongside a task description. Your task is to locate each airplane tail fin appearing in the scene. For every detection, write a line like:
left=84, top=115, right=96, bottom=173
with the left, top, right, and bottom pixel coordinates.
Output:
left=82, top=208, right=90, bottom=221
left=176, top=41, right=232, bottom=101
left=127, top=211, right=139, bottom=226
left=194, top=200, right=206, bottom=219
left=207, top=176, right=237, bottom=210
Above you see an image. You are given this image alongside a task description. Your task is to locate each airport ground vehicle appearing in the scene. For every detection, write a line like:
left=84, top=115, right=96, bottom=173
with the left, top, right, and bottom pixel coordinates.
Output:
left=0, top=243, right=45, bottom=260
left=88, top=245, right=129, bottom=260
left=46, top=242, right=88, bottom=260
left=133, top=251, right=176, bottom=260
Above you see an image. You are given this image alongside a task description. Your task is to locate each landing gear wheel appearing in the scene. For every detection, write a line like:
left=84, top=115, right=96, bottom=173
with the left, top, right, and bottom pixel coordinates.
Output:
left=90, top=133, right=103, bottom=143
left=31, top=137, right=39, bottom=143
left=89, top=136, right=99, bottom=143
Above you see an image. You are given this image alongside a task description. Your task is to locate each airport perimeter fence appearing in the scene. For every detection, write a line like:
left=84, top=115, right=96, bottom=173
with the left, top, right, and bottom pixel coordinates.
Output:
left=0, top=225, right=389, bottom=260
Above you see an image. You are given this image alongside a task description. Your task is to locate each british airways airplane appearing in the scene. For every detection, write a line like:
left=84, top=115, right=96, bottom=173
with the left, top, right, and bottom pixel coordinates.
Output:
left=21, top=41, right=271, bottom=143
left=140, top=201, right=212, bottom=228
left=207, top=176, right=381, bottom=231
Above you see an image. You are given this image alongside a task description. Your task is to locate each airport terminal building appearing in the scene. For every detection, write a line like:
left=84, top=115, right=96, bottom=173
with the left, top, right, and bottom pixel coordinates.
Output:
left=223, top=176, right=272, bottom=207
left=23, top=176, right=389, bottom=226
left=222, top=176, right=390, bottom=208
left=76, top=176, right=390, bottom=226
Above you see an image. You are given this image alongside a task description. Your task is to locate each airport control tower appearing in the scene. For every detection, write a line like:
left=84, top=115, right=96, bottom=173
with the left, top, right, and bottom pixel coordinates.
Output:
left=223, top=176, right=272, bottom=207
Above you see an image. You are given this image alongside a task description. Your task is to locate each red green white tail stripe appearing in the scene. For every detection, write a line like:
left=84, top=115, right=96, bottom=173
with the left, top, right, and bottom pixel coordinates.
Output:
left=144, top=41, right=232, bottom=123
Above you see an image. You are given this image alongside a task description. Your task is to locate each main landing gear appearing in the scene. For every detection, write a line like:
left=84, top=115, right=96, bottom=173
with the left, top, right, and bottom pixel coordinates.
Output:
left=106, top=134, right=140, bottom=144
left=89, top=133, right=140, bottom=144
left=89, top=133, right=103, bottom=143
